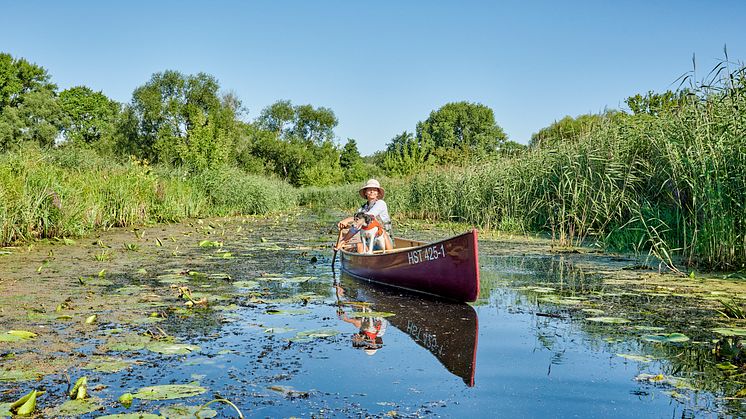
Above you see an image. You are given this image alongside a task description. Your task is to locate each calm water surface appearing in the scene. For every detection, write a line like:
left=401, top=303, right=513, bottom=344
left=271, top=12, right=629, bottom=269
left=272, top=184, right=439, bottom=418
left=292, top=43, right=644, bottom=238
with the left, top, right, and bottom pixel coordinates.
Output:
left=0, top=217, right=739, bottom=418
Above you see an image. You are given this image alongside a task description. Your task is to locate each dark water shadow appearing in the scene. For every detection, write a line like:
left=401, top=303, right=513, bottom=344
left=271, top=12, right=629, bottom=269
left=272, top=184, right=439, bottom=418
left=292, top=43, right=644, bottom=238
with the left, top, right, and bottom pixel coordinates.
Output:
left=334, top=272, right=478, bottom=387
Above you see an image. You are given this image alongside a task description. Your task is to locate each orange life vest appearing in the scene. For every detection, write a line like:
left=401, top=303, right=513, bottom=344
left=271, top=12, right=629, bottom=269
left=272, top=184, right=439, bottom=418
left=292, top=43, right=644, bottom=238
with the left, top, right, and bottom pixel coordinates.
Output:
left=361, top=218, right=384, bottom=237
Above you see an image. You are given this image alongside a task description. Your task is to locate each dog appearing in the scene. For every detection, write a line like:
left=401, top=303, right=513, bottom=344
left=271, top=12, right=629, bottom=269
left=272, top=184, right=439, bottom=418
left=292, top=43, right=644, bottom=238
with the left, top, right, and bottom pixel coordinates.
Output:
left=352, top=212, right=387, bottom=254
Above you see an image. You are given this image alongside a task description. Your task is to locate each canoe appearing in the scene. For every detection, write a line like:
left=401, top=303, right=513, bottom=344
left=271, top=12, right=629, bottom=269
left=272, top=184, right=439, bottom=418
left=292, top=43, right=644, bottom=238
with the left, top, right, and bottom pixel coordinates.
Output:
left=339, top=229, right=480, bottom=302
left=337, top=272, right=478, bottom=386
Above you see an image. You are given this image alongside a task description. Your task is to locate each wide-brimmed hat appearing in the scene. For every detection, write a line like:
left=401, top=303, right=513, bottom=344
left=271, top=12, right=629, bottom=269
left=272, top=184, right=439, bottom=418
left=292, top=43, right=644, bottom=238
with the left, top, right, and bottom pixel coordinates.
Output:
left=359, top=179, right=385, bottom=199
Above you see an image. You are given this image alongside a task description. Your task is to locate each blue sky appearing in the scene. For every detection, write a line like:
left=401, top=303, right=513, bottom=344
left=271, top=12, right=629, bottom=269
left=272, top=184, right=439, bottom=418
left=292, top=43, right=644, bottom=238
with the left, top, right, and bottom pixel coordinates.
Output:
left=1, top=0, right=744, bottom=154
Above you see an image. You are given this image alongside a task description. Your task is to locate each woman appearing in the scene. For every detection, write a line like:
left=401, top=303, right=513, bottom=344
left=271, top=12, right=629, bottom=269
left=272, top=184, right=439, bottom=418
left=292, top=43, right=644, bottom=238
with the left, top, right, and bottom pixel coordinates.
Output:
left=337, top=179, right=393, bottom=251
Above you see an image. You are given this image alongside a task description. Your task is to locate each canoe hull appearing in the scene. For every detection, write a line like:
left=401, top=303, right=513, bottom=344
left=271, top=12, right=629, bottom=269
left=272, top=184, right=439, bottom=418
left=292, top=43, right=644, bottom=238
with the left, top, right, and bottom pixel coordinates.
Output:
left=340, top=230, right=480, bottom=302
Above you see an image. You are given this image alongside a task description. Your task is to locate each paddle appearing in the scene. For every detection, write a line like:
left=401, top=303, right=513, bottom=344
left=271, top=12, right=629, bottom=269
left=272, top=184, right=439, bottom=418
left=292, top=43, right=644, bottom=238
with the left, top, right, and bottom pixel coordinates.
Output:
left=331, top=228, right=344, bottom=273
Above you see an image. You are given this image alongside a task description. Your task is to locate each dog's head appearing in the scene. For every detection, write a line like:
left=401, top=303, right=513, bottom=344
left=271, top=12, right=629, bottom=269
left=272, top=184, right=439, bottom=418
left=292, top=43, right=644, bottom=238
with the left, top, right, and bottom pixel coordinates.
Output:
left=352, top=212, right=373, bottom=227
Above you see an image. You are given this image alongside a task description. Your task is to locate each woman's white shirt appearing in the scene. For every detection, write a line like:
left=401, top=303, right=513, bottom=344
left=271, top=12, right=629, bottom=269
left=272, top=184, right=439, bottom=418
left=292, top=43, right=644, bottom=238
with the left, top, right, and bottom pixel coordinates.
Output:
left=359, top=200, right=390, bottom=224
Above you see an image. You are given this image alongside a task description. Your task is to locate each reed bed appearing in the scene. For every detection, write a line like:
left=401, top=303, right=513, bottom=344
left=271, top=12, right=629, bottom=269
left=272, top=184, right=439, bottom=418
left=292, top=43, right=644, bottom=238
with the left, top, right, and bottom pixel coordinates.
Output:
left=302, top=64, right=746, bottom=270
left=0, top=145, right=298, bottom=246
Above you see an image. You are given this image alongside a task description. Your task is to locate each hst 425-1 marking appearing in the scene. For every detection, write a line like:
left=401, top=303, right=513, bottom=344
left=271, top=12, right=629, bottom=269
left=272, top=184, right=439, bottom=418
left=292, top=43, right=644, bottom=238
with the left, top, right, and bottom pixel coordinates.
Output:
left=407, top=244, right=446, bottom=265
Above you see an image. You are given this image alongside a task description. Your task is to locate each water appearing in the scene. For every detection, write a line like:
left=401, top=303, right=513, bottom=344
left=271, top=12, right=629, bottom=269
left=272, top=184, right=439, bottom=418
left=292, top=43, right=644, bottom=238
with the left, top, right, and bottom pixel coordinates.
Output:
left=0, top=215, right=741, bottom=417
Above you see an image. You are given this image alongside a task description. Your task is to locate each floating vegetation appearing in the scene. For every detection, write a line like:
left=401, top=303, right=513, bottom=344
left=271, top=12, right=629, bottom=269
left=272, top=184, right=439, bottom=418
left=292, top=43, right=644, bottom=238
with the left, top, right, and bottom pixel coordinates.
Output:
left=102, top=334, right=151, bottom=352
left=232, top=280, right=259, bottom=289
left=133, top=384, right=207, bottom=400
left=0, top=330, right=37, bottom=342
left=712, top=328, right=746, bottom=337
left=146, top=342, right=200, bottom=355
left=288, top=328, right=341, bottom=343
left=642, top=333, right=690, bottom=343
left=268, top=385, right=310, bottom=399
left=586, top=317, right=631, bottom=324
left=199, top=240, right=223, bottom=248
left=616, top=353, right=656, bottom=363
left=635, top=373, right=694, bottom=390
left=580, top=309, right=605, bottom=315
left=0, top=369, right=43, bottom=382
left=6, top=389, right=41, bottom=416
left=82, top=357, right=134, bottom=373
left=632, top=325, right=666, bottom=332
left=69, top=376, right=88, bottom=399
left=159, top=404, right=218, bottom=418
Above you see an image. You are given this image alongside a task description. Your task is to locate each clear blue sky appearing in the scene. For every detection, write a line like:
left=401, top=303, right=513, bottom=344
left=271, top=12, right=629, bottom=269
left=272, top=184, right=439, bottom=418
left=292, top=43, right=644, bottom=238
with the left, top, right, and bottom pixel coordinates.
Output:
left=1, top=0, right=744, bottom=155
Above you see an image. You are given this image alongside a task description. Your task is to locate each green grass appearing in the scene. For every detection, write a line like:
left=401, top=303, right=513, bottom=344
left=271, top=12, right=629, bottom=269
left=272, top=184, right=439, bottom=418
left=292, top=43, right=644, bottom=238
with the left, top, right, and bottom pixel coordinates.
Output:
left=0, top=145, right=298, bottom=246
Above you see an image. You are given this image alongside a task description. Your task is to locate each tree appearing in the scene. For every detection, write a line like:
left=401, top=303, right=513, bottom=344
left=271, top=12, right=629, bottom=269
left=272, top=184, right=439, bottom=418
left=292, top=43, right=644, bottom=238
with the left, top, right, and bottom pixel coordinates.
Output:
left=625, top=90, right=686, bottom=116
left=58, top=86, right=120, bottom=148
left=0, top=53, right=61, bottom=151
left=382, top=131, right=432, bottom=176
left=340, top=139, right=366, bottom=182
left=256, top=100, right=294, bottom=136
left=129, top=70, right=238, bottom=169
left=416, top=101, right=507, bottom=163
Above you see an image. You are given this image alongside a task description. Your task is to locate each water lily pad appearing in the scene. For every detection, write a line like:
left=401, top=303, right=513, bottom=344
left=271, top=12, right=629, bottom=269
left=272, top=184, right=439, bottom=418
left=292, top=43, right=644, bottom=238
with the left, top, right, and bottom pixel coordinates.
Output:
left=586, top=317, right=630, bottom=324
left=146, top=342, right=200, bottom=355
left=199, top=240, right=222, bottom=248
left=97, top=413, right=163, bottom=419
left=289, top=328, right=341, bottom=343
left=80, top=277, right=114, bottom=286
left=51, top=398, right=102, bottom=416
left=158, top=404, right=217, bottom=418
left=233, top=280, right=259, bottom=289
left=643, top=333, right=690, bottom=343
left=157, top=274, right=188, bottom=284
left=0, top=402, right=12, bottom=417
left=133, top=384, right=207, bottom=400
left=712, top=327, right=746, bottom=336
left=0, top=330, right=37, bottom=342
left=616, top=353, right=655, bottom=363
left=349, top=311, right=396, bottom=318
left=0, top=369, right=43, bottom=382
left=81, top=357, right=134, bottom=373
left=103, top=334, right=151, bottom=352
left=212, top=304, right=240, bottom=311
left=580, top=309, right=605, bottom=315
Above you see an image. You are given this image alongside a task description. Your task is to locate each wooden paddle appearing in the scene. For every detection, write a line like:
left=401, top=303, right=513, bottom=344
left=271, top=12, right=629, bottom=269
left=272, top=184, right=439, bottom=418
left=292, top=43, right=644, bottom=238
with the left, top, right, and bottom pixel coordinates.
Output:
left=331, top=228, right=344, bottom=273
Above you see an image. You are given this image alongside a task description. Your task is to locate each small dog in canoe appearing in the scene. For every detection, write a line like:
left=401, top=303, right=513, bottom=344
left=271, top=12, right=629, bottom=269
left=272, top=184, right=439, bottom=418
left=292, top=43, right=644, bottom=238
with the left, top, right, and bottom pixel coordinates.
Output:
left=352, top=212, right=386, bottom=254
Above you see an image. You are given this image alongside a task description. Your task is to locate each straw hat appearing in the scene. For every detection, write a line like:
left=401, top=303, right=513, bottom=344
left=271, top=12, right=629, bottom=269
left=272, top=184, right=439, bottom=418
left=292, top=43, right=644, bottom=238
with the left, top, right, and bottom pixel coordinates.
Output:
left=359, top=179, right=385, bottom=199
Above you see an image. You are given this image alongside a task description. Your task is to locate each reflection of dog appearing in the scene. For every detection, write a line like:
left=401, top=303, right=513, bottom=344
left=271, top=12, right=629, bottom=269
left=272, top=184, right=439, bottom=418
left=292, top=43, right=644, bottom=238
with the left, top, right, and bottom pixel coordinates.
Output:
left=353, top=212, right=386, bottom=254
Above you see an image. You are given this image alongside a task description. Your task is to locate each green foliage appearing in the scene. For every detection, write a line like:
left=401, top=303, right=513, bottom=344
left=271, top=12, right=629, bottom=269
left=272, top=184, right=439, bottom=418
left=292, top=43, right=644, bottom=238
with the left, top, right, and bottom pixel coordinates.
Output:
left=625, top=90, right=688, bottom=116
left=339, top=139, right=366, bottom=183
left=382, top=131, right=432, bottom=176
left=0, top=145, right=297, bottom=246
left=128, top=70, right=238, bottom=170
left=416, top=101, right=507, bottom=163
left=0, top=53, right=61, bottom=151
left=59, top=86, right=120, bottom=150
left=530, top=113, right=608, bottom=148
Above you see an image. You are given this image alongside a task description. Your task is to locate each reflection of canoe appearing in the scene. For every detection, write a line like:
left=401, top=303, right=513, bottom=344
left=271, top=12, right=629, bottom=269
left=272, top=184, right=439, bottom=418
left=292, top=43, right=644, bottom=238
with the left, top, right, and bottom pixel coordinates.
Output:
left=339, top=273, right=478, bottom=387
left=340, top=230, right=480, bottom=302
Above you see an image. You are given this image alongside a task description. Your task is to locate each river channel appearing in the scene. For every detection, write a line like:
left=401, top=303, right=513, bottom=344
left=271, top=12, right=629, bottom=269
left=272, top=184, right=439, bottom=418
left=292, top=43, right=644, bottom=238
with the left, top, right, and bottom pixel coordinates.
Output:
left=1, top=212, right=745, bottom=417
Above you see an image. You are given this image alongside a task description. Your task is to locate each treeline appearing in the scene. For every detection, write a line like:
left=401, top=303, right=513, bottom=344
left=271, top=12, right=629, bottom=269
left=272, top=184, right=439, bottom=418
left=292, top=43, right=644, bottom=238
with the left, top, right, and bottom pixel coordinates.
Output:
left=0, top=52, right=522, bottom=187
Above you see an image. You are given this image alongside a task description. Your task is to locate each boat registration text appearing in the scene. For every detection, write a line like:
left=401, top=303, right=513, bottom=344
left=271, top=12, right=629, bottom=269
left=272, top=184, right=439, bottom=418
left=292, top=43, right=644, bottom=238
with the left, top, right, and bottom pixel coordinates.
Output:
left=407, top=244, right=446, bottom=265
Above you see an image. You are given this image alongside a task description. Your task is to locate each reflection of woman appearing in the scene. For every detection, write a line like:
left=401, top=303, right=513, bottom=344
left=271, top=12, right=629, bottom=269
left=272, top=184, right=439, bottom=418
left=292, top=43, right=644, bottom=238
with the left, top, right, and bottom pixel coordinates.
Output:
left=335, top=286, right=388, bottom=355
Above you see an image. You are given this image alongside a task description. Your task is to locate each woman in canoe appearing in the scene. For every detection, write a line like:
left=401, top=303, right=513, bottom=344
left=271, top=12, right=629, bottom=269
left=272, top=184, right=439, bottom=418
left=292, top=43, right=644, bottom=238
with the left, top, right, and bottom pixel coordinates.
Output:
left=336, top=179, right=393, bottom=252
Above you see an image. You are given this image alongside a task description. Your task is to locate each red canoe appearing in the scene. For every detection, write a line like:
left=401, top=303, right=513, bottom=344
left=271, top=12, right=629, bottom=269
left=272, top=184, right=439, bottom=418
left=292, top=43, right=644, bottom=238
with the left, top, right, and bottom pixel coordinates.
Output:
left=339, top=230, right=480, bottom=302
